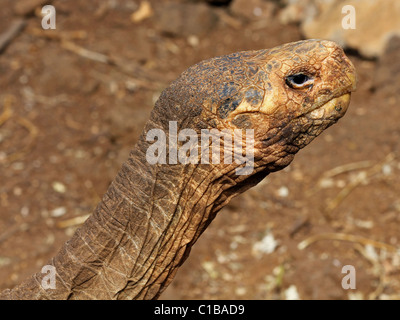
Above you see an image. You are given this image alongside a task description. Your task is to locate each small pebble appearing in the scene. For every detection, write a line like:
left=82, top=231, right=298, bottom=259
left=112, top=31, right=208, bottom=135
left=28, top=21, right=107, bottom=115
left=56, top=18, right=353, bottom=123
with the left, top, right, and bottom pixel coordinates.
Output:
left=13, top=187, right=22, bottom=196
left=52, top=181, right=66, bottom=193
left=332, top=258, right=341, bottom=267
left=187, top=35, right=199, bottom=47
left=253, top=233, right=278, bottom=255
left=284, top=285, right=300, bottom=300
left=50, top=206, right=67, bottom=217
left=20, top=206, right=29, bottom=217
left=235, top=287, right=247, bottom=296
left=382, top=164, right=392, bottom=176
left=277, top=186, right=289, bottom=197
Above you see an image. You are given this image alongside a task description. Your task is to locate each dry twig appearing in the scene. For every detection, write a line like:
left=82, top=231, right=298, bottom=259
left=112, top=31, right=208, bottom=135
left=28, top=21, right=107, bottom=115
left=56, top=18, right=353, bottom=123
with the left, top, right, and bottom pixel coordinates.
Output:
left=298, top=232, right=398, bottom=253
left=0, top=19, right=26, bottom=54
left=56, top=214, right=90, bottom=229
left=0, top=95, right=39, bottom=163
left=28, top=27, right=87, bottom=41
left=61, top=40, right=111, bottom=64
left=0, top=95, right=14, bottom=126
left=321, top=160, right=375, bottom=179
left=324, top=153, right=395, bottom=213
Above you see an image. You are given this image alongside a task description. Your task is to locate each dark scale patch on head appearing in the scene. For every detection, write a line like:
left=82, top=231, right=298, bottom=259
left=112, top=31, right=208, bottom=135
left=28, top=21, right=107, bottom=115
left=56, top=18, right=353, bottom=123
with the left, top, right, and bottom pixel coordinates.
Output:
left=245, top=60, right=257, bottom=66
left=295, top=42, right=318, bottom=54
left=246, top=65, right=259, bottom=78
left=218, top=95, right=243, bottom=119
left=231, top=114, right=252, bottom=129
left=197, top=120, right=210, bottom=130
left=295, top=47, right=310, bottom=54
left=252, top=49, right=268, bottom=59
left=219, top=81, right=238, bottom=99
left=269, top=49, right=280, bottom=55
left=302, top=96, right=313, bottom=107
left=265, top=82, right=272, bottom=92
left=216, top=53, right=244, bottom=69
left=318, top=42, right=326, bottom=49
left=288, top=41, right=303, bottom=50
left=224, top=53, right=243, bottom=62
left=229, top=70, right=246, bottom=84
left=319, top=88, right=332, bottom=96
left=270, top=60, right=281, bottom=69
left=253, top=70, right=269, bottom=86
left=240, top=52, right=255, bottom=60
left=196, top=64, right=216, bottom=76
left=245, top=87, right=263, bottom=106
left=208, top=118, right=218, bottom=128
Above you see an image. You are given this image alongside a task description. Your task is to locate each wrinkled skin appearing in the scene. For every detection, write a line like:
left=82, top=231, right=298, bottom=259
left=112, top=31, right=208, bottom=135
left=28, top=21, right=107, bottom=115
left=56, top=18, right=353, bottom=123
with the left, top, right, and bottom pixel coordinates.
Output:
left=0, top=39, right=356, bottom=300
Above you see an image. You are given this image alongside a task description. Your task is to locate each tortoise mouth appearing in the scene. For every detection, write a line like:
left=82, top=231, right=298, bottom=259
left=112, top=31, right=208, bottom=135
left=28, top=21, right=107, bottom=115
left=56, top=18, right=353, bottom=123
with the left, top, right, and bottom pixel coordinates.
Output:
left=305, top=93, right=351, bottom=120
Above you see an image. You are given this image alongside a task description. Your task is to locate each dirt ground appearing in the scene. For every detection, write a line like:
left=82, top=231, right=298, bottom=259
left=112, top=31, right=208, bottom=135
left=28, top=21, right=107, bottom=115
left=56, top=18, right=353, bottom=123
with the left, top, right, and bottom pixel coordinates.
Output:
left=0, top=0, right=399, bottom=300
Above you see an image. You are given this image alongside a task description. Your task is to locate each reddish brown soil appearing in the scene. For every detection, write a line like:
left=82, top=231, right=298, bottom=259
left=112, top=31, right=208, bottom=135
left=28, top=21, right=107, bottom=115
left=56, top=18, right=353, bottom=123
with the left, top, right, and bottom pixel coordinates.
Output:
left=0, top=0, right=399, bottom=300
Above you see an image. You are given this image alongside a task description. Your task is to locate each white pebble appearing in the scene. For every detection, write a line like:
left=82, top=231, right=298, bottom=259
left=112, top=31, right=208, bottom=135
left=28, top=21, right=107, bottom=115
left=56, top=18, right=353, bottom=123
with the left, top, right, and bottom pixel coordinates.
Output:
left=382, top=164, right=392, bottom=176
left=52, top=181, right=66, bottom=193
left=235, top=287, right=247, bottom=296
left=13, top=187, right=22, bottom=196
left=284, top=285, right=300, bottom=300
left=332, top=258, right=341, bottom=267
left=20, top=206, right=29, bottom=217
left=187, top=35, right=199, bottom=47
left=253, top=7, right=263, bottom=16
left=277, top=186, right=289, bottom=197
left=51, top=207, right=67, bottom=217
left=253, top=233, right=278, bottom=255
left=364, top=244, right=379, bottom=262
left=319, top=178, right=334, bottom=188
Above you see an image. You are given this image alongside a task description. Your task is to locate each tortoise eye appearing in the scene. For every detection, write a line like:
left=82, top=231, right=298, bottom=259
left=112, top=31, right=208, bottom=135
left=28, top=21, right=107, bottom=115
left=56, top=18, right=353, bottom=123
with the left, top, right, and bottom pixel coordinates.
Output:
left=286, top=73, right=314, bottom=90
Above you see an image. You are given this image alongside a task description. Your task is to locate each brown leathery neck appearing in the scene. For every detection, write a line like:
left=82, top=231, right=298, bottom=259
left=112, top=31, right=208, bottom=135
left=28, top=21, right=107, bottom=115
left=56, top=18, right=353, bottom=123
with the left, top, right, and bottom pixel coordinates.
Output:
left=0, top=111, right=271, bottom=300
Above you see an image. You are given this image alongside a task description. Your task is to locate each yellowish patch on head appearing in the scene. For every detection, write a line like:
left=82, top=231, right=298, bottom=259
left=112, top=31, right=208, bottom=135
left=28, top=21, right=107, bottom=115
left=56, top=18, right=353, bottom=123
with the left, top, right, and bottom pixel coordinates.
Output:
left=227, top=90, right=279, bottom=119
left=259, top=94, right=278, bottom=115
left=226, top=98, right=261, bottom=119
left=323, top=93, right=351, bottom=114
left=347, top=72, right=357, bottom=91
left=309, top=93, right=351, bottom=120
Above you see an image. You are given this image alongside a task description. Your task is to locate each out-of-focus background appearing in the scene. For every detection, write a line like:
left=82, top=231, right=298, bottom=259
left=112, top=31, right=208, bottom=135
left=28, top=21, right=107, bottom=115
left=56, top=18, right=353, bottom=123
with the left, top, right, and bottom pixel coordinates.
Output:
left=0, top=0, right=399, bottom=300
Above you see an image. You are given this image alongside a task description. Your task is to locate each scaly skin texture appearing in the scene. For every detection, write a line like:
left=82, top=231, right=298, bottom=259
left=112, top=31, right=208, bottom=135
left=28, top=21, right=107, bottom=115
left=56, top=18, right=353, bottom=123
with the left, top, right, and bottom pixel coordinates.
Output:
left=0, top=39, right=356, bottom=300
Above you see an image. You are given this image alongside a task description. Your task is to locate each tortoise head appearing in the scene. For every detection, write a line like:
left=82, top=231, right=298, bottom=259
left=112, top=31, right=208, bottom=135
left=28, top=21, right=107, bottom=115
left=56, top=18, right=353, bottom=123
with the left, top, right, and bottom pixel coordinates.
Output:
left=151, top=39, right=357, bottom=175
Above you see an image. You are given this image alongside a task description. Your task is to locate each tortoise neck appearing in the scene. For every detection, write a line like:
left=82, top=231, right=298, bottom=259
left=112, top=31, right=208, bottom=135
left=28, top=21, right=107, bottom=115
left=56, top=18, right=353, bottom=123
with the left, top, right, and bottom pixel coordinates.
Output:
left=1, top=135, right=251, bottom=300
left=1, top=111, right=269, bottom=300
